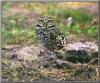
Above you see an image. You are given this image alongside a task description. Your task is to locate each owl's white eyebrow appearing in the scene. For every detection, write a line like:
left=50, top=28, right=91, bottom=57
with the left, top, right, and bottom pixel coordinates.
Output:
left=49, top=25, right=55, bottom=27
left=36, top=26, right=40, bottom=29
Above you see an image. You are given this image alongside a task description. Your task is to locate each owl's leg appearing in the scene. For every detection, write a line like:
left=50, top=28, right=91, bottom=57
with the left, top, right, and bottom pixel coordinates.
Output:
left=42, top=48, right=57, bottom=68
left=43, top=48, right=56, bottom=61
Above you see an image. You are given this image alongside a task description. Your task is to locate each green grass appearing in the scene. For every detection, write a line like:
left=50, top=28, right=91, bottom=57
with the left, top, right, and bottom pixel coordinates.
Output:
left=2, top=3, right=98, bottom=45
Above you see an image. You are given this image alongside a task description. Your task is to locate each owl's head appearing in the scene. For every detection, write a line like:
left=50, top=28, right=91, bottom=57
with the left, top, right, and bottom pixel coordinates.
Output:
left=35, top=16, right=55, bottom=30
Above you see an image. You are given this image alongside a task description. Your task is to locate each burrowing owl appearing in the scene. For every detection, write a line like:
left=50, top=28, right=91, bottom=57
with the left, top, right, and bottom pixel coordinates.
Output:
left=34, top=16, right=66, bottom=51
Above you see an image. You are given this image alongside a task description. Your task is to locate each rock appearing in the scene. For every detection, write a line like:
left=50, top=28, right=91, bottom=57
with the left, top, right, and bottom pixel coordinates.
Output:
left=17, top=45, right=43, bottom=62
left=55, top=41, right=98, bottom=63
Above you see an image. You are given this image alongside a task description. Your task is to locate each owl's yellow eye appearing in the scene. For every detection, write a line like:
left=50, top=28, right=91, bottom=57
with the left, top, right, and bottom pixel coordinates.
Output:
left=40, top=19, right=44, bottom=22
left=47, top=19, right=53, bottom=22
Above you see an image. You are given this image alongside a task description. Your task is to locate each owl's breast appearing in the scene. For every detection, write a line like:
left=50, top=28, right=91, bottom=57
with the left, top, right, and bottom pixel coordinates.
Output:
left=36, top=28, right=50, bottom=43
left=35, top=27, right=66, bottom=50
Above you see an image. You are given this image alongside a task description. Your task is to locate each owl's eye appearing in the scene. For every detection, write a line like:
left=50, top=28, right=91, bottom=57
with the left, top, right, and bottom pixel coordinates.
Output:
left=47, top=19, right=52, bottom=22
left=36, top=24, right=41, bottom=27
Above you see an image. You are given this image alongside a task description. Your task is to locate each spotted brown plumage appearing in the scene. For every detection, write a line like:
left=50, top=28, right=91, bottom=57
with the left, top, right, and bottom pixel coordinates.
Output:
left=34, top=16, right=66, bottom=51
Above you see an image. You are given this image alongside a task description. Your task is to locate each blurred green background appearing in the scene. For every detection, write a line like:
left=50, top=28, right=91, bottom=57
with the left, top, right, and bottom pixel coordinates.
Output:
left=2, top=2, right=98, bottom=46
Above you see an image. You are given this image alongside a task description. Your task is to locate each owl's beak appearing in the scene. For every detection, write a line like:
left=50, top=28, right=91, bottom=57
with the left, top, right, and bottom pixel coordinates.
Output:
left=42, top=27, right=46, bottom=29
